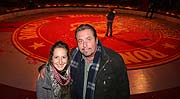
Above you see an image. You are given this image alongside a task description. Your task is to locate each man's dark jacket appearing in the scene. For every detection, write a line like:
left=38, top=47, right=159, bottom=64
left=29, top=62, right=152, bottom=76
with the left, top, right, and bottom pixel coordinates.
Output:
left=70, top=46, right=130, bottom=99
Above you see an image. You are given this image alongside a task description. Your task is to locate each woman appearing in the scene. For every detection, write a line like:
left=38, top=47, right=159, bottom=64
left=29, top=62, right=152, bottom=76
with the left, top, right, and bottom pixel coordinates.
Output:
left=36, top=41, right=71, bottom=99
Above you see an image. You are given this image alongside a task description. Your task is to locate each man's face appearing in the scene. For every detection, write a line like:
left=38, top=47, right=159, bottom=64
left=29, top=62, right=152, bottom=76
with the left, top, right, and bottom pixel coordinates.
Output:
left=76, top=29, right=98, bottom=58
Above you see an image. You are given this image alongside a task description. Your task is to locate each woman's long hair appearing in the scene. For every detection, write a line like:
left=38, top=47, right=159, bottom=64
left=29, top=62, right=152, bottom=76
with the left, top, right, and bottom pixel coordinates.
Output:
left=48, top=40, right=70, bottom=73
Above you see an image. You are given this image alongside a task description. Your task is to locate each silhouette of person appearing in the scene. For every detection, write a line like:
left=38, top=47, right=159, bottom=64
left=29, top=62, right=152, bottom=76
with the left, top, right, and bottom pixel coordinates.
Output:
left=145, top=0, right=159, bottom=19
left=105, top=8, right=116, bottom=37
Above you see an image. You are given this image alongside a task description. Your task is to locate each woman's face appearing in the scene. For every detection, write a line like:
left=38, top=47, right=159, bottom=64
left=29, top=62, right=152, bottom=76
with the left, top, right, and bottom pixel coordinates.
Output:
left=52, top=47, right=68, bottom=71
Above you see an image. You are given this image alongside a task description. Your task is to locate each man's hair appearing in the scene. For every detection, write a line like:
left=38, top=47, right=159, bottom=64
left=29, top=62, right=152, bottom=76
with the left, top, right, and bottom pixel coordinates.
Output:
left=75, top=24, right=97, bottom=40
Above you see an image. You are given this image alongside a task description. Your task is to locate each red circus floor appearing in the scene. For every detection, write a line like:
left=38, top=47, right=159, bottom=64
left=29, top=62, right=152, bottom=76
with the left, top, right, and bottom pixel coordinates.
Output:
left=0, top=7, right=180, bottom=98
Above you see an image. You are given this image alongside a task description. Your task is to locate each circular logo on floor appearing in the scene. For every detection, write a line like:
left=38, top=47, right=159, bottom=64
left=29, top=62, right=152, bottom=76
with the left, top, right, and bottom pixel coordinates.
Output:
left=12, top=14, right=180, bottom=69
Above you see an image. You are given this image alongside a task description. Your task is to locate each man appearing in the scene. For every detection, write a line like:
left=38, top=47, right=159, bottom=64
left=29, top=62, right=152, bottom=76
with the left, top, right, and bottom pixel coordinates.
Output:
left=105, top=8, right=116, bottom=37
left=70, top=24, right=130, bottom=99
left=145, top=0, right=159, bottom=19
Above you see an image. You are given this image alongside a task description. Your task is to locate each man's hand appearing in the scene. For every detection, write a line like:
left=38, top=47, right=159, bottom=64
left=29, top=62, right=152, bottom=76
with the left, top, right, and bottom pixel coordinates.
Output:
left=39, top=67, right=45, bottom=79
left=38, top=64, right=46, bottom=79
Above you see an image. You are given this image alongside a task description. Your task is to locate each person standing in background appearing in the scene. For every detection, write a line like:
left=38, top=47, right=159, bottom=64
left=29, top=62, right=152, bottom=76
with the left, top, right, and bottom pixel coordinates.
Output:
left=145, top=0, right=159, bottom=19
left=105, top=8, right=116, bottom=37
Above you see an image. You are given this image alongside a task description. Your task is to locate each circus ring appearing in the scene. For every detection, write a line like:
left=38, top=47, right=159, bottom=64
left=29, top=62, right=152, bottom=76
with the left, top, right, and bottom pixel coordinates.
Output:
left=1, top=7, right=179, bottom=70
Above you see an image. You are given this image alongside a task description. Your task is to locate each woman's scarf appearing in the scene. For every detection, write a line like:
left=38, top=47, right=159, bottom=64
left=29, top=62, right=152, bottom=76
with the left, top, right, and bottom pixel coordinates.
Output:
left=48, top=64, right=70, bottom=97
left=70, top=40, right=102, bottom=99
left=52, top=66, right=71, bottom=86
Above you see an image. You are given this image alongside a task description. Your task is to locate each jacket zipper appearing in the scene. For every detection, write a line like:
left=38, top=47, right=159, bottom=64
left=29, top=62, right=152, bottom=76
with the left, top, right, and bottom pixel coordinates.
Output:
left=95, top=58, right=110, bottom=81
